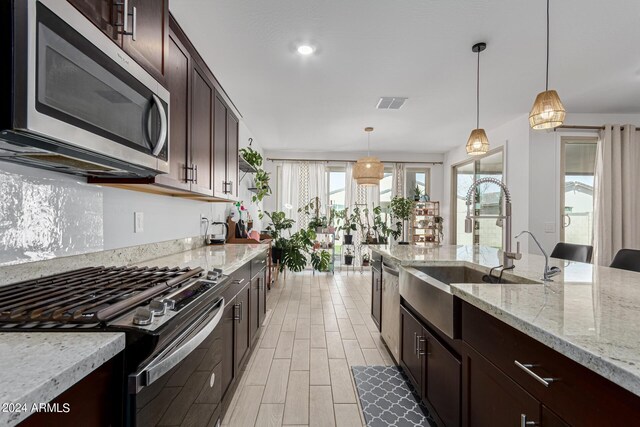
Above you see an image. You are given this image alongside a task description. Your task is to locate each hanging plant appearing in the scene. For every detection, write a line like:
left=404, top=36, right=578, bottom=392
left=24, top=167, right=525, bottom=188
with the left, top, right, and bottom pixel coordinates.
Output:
left=240, top=146, right=272, bottom=203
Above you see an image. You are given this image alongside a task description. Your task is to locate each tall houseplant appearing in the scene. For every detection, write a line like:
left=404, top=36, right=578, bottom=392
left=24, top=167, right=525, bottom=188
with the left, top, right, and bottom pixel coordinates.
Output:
left=336, top=208, right=357, bottom=244
left=390, top=196, right=414, bottom=245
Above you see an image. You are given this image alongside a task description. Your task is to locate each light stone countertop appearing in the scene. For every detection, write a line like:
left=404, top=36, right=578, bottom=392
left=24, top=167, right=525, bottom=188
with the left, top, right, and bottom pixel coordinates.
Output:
left=133, top=243, right=268, bottom=275
left=0, top=332, right=125, bottom=426
left=371, top=244, right=640, bottom=397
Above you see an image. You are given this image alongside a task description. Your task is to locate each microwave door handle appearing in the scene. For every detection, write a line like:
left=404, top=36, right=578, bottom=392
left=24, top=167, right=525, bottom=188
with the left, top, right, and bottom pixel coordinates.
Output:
left=129, top=297, right=224, bottom=393
left=150, top=94, right=168, bottom=156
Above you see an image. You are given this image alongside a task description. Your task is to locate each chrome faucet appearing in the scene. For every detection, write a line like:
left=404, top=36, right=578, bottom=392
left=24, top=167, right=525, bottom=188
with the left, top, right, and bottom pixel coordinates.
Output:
left=515, top=231, right=561, bottom=281
left=465, top=177, right=521, bottom=268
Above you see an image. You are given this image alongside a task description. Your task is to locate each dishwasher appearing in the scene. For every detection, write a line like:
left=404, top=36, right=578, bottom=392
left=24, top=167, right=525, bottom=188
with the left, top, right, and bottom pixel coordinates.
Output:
left=381, top=262, right=400, bottom=363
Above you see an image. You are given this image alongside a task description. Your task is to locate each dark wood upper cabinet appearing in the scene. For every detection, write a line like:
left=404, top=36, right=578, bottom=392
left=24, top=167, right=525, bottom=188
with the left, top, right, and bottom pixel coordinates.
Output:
left=213, top=95, right=228, bottom=197
left=67, top=0, right=121, bottom=41
left=226, top=112, right=239, bottom=198
left=189, top=63, right=214, bottom=196
left=155, top=28, right=190, bottom=191
left=121, top=0, right=168, bottom=85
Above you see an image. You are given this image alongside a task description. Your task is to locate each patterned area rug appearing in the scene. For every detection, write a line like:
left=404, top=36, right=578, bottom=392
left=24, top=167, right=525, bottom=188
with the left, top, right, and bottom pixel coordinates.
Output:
left=352, top=366, right=436, bottom=427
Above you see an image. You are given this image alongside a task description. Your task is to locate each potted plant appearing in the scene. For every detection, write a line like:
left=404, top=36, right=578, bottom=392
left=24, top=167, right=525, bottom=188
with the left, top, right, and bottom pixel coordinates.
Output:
left=239, top=146, right=272, bottom=203
left=311, top=249, right=332, bottom=272
left=336, top=208, right=356, bottom=244
left=283, top=228, right=316, bottom=272
left=390, top=196, right=414, bottom=245
left=344, top=248, right=354, bottom=265
left=362, top=252, right=371, bottom=266
left=263, top=210, right=295, bottom=263
left=413, top=185, right=422, bottom=201
left=299, top=197, right=328, bottom=233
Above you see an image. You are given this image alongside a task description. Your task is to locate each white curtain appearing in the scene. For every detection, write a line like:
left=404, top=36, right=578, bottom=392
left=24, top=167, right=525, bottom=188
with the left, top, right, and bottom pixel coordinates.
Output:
left=308, top=162, right=328, bottom=216
left=593, top=124, right=640, bottom=265
left=345, top=162, right=357, bottom=211
left=392, top=162, right=405, bottom=198
left=280, top=162, right=300, bottom=233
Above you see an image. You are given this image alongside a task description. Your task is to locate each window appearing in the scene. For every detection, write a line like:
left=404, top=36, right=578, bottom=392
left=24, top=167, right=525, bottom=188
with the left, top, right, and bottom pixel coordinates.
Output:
left=560, top=137, right=597, bottom=245
left=453, top=148, right=504, bottom=248
left=405, top=168, right=431, bottom=199
left=379, top=167, right=394, bottom=210
left=327, top=167, right=346, bottom=210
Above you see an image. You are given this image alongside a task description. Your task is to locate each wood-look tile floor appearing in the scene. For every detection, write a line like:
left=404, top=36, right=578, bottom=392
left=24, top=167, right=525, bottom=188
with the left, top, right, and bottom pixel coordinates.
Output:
left=223, top=270, right=394, bottom=427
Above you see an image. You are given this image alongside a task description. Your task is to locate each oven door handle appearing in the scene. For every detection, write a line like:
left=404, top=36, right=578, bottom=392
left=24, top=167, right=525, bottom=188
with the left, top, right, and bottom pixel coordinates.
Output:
left=382, top=263, right=400, bottom=277
left=129, top=297, right=224, bottom=393
left=149, top=94, right=168, bottom=156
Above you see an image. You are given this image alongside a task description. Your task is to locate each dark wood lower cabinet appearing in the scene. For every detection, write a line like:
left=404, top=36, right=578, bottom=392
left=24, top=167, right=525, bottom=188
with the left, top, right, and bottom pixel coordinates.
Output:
left=249, top=274, right=260, bottom=341
left=462, top=344, right=540, bottom=427
left=235, top=283, right=250, bottom=368
left=424, top=328, right=461, bottom=427
left=400, top=305, right=423, bottom=392
left=220, top=299, right=236, bottom=398
left=371, top=266, right=382, bottom=331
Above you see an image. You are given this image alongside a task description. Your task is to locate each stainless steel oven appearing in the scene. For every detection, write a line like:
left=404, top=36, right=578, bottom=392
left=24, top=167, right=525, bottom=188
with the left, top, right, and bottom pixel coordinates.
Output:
left=0, top=0, right=169, bottom=177
left=129, top=297, right=225, bottom=427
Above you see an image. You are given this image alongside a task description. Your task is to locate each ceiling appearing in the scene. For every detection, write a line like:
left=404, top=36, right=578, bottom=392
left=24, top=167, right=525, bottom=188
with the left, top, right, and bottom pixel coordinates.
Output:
left=170, top=0, right=640, bottom=154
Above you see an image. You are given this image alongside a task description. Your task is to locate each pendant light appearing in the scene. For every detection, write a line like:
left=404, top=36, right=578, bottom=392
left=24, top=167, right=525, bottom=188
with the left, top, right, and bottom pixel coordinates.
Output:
left=353, top=127, right=384, bottom=186
left=466, top=42, right=490, bottom=156
left=529, top=0, right=565, bottom=129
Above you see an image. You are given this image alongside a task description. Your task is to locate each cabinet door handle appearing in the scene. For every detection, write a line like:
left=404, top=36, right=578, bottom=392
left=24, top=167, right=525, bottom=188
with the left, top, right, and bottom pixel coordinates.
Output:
left=237, top=301, right=243, bottom=322
left=233, top=303, right=240, bottom=321
left=418, top=336, right=428, bottom=357
left=520, top=414, right=539, bottom=426
left=194, top=164, right=198, bottom=184
left=413, top=332, right=418, bottom=356
left=514, top=360, right=556, bottom=387
left=185, top=164, right=196, bottom=182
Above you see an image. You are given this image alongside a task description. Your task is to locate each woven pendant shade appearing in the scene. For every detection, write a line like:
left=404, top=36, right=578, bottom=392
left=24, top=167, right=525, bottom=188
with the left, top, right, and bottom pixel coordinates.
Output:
left=466, top=128, right=490, bottom=156
left=529, top=90, right=566, bottom=129
left=353, top=156, right=384, bottom=186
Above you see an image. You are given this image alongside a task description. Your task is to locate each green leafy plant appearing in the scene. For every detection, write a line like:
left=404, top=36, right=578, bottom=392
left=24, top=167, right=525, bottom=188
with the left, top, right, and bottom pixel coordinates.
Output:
left=362, top=252, right=371, bottom=264
left=283, top=228, right=316, bottom=272
left=239, top=146, right=263, bottom=168
left=311, top=250, right=332, bottom=272
left=414, top=185, right=422, bottom=201
left=335, top=208, right=357, bottom=236
left=240, top=146, right=272, bottom=203
left=299, top=197, right=326, bottom=231
left=390, top=196, right=414, bottom=244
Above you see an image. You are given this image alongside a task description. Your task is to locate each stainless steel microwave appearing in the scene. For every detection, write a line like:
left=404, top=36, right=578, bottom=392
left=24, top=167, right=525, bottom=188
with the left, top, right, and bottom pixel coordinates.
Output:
left=0, top=0, right=169, bottom=177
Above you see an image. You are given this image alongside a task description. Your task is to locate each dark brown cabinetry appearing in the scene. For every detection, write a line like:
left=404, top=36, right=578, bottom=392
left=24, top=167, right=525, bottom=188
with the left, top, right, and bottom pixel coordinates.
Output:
left=121, top=0, right=168, bottom=85
left=462, top=344, right=540, bottom=427
left=461, top=301, right=640, bottom=426
left=213, top=95, right=240, bottom=199
left=220, top=300, right=236, bottom=398
left=235, top=282, right=250, bottom=369
left=400, top=305, right=461, bottom=427
left=371, top=263, right=382, bottom=330
left=189, top=62, right=215, bottom=195
left=67, top=0, right=167, bottom=85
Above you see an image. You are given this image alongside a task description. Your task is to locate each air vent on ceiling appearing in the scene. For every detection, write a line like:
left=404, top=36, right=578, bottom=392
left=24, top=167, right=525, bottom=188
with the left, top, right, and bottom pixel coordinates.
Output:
left=376, top=97, right=407, bottom=110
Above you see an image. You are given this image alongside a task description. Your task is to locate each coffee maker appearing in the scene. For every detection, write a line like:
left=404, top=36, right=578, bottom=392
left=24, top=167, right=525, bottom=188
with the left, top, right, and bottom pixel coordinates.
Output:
left=207, top=221, right=229, bottom=245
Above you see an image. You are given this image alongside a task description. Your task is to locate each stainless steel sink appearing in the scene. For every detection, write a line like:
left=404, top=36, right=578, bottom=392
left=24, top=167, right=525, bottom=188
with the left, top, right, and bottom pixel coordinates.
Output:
left=400, top=265, right=538, bottom=340
left=414, top=265, right=539, bottom=285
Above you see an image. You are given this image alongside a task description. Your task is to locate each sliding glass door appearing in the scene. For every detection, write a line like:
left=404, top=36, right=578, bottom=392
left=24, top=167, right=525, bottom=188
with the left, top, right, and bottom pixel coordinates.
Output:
left=453, top=149, right=504, bottom=248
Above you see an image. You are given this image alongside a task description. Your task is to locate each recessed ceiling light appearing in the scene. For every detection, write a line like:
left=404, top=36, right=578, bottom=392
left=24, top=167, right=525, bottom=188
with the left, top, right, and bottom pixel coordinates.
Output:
left=297, top=45, right=314, bottom=55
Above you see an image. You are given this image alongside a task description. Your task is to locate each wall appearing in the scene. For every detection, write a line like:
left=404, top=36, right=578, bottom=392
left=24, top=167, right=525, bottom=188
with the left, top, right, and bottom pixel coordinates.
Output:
left=442, top=114, right=531, bottom=248
left=262, top=150, right=445, bottom=214
left=443, top=112, right=640, bottom=255
left=0, top=121, right=265, bottom=266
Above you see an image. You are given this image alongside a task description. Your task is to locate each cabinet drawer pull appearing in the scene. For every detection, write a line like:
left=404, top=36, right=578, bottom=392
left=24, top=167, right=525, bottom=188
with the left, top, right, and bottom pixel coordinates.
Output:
left=413, top=332, right=418, bottom=356
left=514, top=360, right=556, bottom=387
left=520, top=414, right=539, bottom=426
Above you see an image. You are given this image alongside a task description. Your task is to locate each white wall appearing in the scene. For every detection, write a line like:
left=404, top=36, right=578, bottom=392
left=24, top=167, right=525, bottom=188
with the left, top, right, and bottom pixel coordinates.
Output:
left=0, top=120, right=268, bottom=266
left=262, top=150, right=445, bottom=214
left=443, top=112, right=640, bottom=255
left=442, top=114, right=531, bottom=247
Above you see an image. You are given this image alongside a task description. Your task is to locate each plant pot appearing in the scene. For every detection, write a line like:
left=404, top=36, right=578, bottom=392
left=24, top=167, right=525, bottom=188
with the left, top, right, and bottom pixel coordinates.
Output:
left=328, top=226, right=336, bottom=234
left=343, top=234, right=353, bottom=245
left=344, top=255, right=354, bottom=265
left=316, top=227, right=324, bottom=233
left=272, top=247, right=283, bottom=263
left=414, top=196, right=420, bottom=201
left=378, top=237, right=388, bottom=244
left=362, top=260, right=370, bottom=266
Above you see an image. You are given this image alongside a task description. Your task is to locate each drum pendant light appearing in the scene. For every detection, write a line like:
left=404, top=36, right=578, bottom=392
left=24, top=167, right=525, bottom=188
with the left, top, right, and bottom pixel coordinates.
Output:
left=466, top=42, right=490, bottom=156
left=353, top=127, right=384, bottom=186
left=529, top=0, right=565, bottom=129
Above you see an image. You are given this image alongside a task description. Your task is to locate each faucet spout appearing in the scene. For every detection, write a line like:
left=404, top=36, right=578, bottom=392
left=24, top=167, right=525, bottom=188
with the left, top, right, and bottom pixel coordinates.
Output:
left=465, top=177, right=520, bottom=268
left=515, top=230, right=561, bottom=281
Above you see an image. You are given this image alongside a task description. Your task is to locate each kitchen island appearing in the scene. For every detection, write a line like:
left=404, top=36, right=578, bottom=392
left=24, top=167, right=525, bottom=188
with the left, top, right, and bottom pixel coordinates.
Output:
left=371, top=244, right=640, bottom=426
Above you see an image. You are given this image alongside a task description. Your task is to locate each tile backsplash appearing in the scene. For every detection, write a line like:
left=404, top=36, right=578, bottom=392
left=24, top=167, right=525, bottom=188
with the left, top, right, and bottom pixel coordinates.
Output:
left=0, top=162, right=231, bottom=266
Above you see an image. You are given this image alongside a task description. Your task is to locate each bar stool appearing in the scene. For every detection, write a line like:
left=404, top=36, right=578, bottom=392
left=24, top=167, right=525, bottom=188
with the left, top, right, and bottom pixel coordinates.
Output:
left=609, top=249, right=640, bottom=273
left=550, top=243, right=593, bottom=264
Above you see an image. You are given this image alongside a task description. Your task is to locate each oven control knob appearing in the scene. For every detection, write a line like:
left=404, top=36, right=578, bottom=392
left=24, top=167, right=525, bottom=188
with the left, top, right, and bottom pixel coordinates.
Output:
left=149, top=299, right=167, bottom=316
left=133, top=307, right=154, bottom=326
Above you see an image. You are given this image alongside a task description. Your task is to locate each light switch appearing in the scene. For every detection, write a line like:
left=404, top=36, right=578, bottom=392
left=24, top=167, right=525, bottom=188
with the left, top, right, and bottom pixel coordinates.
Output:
left=134, top=212, right=144, bottom=233
left=544, top=222, right=555, bottom=233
